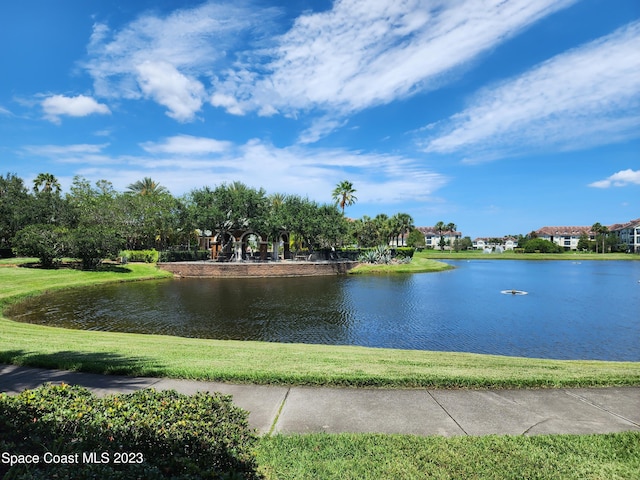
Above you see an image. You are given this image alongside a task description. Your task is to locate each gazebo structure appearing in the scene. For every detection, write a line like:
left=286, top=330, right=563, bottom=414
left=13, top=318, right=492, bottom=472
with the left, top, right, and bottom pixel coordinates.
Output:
left=200, top=229, right=291, bottom=262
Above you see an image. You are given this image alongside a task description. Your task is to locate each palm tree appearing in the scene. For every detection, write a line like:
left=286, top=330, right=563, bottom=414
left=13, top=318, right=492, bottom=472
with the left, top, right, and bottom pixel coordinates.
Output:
left=33, top=173, right=61, bottom=194
left=332, top=180, right=357, bottom=215
left=446, top=222, right=457, bottom=249
left=126, top=177, right=168, bottom=196
left=434, top=221, right=446, bottom=250
left=591, top=222, right=608, bottom=254
left=391, top=213, right=414, bottom=246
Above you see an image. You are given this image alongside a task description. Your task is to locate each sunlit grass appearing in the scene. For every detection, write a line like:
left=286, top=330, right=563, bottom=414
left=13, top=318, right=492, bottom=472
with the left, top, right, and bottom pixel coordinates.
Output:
left=349, top=255, right=453, bottom=274
left=422, top=250, right=639, bottom=260
left=257, top=432, right=640, bottom=479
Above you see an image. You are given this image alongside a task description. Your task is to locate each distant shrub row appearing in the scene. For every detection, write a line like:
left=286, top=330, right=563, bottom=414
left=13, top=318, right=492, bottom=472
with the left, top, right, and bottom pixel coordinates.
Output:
left=0, top=384, right=260, bottom=479
left=338, top=247, right=415, bottom=260
left=158, top=250, right=211, bottom=262
left=119, top=249, right=159, bottom=263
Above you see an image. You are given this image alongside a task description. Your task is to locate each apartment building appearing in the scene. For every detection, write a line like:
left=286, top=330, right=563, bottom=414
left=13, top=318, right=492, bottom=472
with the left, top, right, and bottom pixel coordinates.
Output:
left=609, top=218, right=640, bottom=253
left=416, top=226, right=462, bottom=250
left=535, top=218, right=640, bottom=252
left=473, top=237, right=517, bottom=251
left=534, top=226, right=594, bottom=250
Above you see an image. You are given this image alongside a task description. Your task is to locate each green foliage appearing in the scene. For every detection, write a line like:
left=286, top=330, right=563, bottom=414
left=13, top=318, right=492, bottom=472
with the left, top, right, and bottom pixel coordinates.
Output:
left=577, top=233, right=591, bottom=251
left=0, top=173, right=31, bottom=249
left=69, top=226, right=125, bottom=270
left=358, top=245, right=392, bottom=264
left=12, top=224, right=69, bottom=268
left=332, top=180, right=357, bottom=214
left=0, top=384, right=260, bottom=479
left=522, top=238, right=564, bottom=253
left=120, top=249, right=159, bottom=263
left=189, top=182, right=268, bottom=238
left=405, top=228, right=425, bottom=248
left=281, top=195, right=348, bottom=251
left=394, top=247, right=415, bottom=259
left=158, top=249, right=211, bottom=262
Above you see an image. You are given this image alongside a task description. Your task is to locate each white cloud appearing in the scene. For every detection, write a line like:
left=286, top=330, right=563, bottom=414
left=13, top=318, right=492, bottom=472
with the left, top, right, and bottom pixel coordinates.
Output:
left=424, top=20, right=640, bottom=161
left=135, top=61, right=205, bottom=122
left=297, top=117, right=349, bottom=145
left=81, top=0, right=577, bottom=136
left=210, top=93, right=245, bottom=116
left=141, top=135, right=231, bottom=155
left=213, top=0, right=576, bottom=119
left=84, top=1, right=278, bottom=121
left=0, top=105, right=12, bottom=116
left=589, top=169, right=640, bottom=188
left=22, top=143, right=114, bottom=165
left=41, top=95, right=111, bottom=124
left=24, top=143, right=109, bottom=156
left=25, top=137, right=448, bottom=205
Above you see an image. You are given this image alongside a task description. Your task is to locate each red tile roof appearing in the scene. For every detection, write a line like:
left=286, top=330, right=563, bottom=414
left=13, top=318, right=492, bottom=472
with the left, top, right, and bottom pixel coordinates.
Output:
left=535, top=226, right=593, bottom=236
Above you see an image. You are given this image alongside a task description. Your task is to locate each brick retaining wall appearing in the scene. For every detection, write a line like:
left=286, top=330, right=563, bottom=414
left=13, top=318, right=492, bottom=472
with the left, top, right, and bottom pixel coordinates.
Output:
left=157, top=261, right=359, bottom=277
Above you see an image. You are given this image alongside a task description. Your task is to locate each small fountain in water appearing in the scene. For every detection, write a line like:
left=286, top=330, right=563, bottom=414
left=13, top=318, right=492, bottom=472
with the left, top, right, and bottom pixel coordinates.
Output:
left=501, top=289, right=528, bottom=295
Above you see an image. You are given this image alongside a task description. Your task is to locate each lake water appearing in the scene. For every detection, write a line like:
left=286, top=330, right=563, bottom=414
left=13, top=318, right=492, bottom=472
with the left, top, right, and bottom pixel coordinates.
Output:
left=7, top=260, right=640, bottom=361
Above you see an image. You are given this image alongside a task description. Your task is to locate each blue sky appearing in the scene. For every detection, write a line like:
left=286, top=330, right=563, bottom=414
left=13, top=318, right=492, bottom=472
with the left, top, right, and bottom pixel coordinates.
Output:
left=1, top=0, right=638, bottom=239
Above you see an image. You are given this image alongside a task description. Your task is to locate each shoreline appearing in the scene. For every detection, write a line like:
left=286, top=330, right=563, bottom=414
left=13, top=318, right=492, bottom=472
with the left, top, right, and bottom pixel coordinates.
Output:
left=1, top=259, right=638, bottom=389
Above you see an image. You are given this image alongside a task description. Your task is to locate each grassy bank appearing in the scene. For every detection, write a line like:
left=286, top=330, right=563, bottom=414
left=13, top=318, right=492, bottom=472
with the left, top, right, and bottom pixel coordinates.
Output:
left=257, top=432, right=640, bottom=479
left=1, top=260, right=639, bottom=388
left=422, top=250, right=639, bottom=260
left=349, top=254, right=453, bottom=274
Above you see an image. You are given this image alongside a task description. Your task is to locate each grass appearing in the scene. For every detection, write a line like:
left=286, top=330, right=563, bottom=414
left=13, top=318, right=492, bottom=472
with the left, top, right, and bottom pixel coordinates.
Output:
left=348, top=249, right=639, bottom=274
left=1, top=259, right=639, bottom=388
left=349, top=254, right=454, bottom=274
left=421, top=250, right=640, bottom=261
left=256, top=432, right=640, bottom=479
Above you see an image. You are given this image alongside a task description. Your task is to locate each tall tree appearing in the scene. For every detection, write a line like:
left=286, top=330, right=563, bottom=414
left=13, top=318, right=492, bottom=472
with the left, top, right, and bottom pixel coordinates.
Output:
left=434, top=221, right=446, bottom=250
left=332, top=180, right=357, bottom=215
left=0, top=173, right=30, bottom=249
left=390, top=213, right=414, bottom=246
left=126, top=177, right=168, bottom=196
left=32, top=173, right=61, bottom=194
left=446, top=222, right=457, bottom=249
left=30, top=173, right=67, bottom=226
left=591, top=222, right=608, bottom=254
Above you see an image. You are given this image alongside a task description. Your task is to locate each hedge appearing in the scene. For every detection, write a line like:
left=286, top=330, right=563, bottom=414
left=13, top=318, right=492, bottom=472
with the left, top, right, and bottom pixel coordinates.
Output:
left=158, top=250, right=211, bottom=262
left=0, top=384, right=261, bottom=479
left=119, top=249, right=159, bottom=263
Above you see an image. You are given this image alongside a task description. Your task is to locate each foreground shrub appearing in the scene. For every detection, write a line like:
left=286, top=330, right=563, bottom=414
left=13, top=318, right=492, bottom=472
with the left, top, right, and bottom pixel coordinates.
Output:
left=0, top=384, right=261, bottom=479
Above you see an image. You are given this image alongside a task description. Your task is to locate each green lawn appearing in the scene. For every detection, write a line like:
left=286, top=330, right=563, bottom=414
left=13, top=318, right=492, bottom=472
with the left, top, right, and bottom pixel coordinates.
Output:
left=1, top=259, right=639, bottom=388
left=349, top=254, right=454, bottom=274
left=256, top=432, right=640, bottom=479
left=421, top=250, right=639, bottom=261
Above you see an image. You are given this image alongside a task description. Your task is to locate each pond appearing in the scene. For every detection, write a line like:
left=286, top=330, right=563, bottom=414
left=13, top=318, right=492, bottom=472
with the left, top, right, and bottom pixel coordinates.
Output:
left=6, top=260, right=640, bottom=361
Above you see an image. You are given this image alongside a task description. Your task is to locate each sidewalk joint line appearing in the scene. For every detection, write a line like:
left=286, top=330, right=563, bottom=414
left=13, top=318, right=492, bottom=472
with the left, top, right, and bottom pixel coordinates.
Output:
left=427, top=390, right=468, bottom=435
left=564, top=390, right=640, bottom=427
left=267, top=387, right=291, bottom=436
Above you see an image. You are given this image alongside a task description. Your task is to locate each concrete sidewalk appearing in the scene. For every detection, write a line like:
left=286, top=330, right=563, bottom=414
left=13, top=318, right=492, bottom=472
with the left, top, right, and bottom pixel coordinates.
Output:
left=1, top=364, right=639, bottom=437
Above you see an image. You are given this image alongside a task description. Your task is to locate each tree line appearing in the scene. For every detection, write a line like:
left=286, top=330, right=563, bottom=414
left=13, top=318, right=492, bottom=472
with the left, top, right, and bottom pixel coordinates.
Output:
left=0, top=173, right=420, bottom=268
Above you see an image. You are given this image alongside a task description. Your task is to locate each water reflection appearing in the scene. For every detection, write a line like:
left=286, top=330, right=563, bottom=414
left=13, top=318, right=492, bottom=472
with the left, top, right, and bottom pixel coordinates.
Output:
left=6, top=261, right=640, bottom=361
